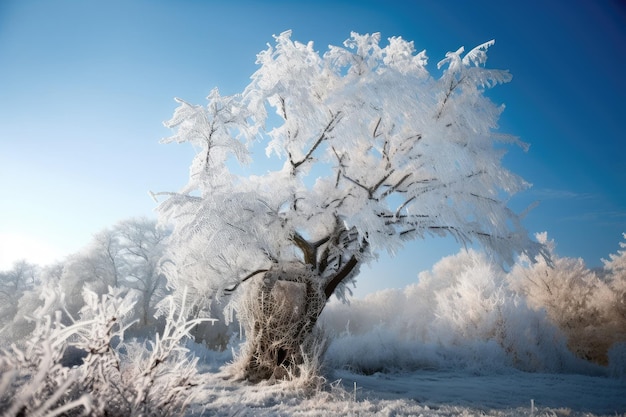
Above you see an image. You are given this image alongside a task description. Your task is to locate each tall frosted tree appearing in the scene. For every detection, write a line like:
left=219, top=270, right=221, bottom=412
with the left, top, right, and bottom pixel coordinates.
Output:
left=155, top=31, right=542, bottom=381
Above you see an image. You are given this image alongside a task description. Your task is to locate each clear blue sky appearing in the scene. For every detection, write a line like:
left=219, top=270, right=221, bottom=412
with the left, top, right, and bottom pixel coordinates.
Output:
left=1, top=0, right=624, bottom=296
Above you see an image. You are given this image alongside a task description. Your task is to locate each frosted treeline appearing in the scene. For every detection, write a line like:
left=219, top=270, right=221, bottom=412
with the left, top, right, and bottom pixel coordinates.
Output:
left=322, top=233, right=626, bottom=377
left=0, top=218, right=172, bottom=342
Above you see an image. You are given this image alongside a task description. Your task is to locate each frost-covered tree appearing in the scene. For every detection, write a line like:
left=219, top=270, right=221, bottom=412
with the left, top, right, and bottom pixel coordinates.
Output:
left=0, top=263, right=63, bottom=342
left=322, top=249, right=590, bottom=374
left=53, top=218, right=169, bottom=329
left=603, top=234, right=626, bottom=345
left=603, top=234, right=626, bottom=301
left=0, top=260, right=38, bottom=335
left=508, top=233, right=619, bottom=364
left=0, top=260, right=37, bottom=297
left=155, top=31, right=542, bottom=381
left=56, top=228, right=125, bottom=317
left=114, top=218, right=169, bottom=328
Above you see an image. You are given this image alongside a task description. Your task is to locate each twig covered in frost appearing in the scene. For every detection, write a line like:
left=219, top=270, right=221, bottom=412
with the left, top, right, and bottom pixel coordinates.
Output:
left=0, top=286, right=214, bottom=417
left=127, top=291, right=216, bottom=417
left=0, top=309, right=92, bottom=417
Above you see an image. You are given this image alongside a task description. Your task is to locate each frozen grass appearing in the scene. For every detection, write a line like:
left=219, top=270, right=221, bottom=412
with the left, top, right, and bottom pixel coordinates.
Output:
left=2, top=291, right=623, bottom=417
left=0, top=288, right=210, bottom=417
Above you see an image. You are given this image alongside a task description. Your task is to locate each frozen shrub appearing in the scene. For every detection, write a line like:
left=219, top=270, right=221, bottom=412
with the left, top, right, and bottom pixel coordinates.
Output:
left=509, top=233, right=622, bottom=365
left=0, top=261, right=41, bottom=342
left=0, top=286, right=92, bottom=416
left=0, top=287, right=209, bottom=417
left=323, top=249, right=599, bottom=375
left=603, top=234, right=626, bottom=345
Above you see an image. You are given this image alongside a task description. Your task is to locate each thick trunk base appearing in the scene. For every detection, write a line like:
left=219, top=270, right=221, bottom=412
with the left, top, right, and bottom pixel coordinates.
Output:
left=233, top=263, right=326, bottom=382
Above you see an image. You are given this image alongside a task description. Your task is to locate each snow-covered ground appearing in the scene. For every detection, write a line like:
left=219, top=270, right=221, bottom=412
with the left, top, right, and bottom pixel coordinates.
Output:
left=334, top=369, right=626, bottom=415
left=187, top=349, right=626, bottom=417
left=189, top=367, right=626, bottom=416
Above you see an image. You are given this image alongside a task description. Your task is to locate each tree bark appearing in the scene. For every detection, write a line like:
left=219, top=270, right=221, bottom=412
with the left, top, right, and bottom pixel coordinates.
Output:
left=235, top=225, right=363, bottom=382
left=236, top=263, right=327, bottom=382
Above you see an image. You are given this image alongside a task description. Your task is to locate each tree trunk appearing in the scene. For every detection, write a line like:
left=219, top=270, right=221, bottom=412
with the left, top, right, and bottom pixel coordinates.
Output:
left=235, top=263, right=327, bottom=382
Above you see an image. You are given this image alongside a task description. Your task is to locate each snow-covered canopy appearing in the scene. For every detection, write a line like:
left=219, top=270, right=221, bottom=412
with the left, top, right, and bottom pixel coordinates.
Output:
left=156, top=31, right=542, bottom=303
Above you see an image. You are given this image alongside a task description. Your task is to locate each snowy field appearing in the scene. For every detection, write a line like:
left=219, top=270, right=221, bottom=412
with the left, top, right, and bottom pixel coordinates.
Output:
left=188, top=355, right=626, bottom=417
left=181, top=334, right=626, bottom=417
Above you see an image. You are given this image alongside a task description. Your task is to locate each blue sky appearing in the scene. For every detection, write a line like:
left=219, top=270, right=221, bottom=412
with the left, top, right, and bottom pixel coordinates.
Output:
left=1, top=0, right=624, bottom=296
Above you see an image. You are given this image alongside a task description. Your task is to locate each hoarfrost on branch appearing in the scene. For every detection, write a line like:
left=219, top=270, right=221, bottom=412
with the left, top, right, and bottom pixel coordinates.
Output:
left=155, top=29, right=542, bottom=325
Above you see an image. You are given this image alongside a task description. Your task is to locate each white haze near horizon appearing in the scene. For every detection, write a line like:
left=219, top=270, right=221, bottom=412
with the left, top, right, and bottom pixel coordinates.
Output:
left=0, top=233, right=65, bottom=270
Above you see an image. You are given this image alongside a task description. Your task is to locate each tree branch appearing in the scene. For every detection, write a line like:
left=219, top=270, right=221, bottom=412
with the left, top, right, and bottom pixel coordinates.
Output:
left=324, top=255, right=359, bottom=299
left=371, top=169, right=395, bottom=198
left=380, top=172, right=412, bottom=199
left=223, top=269, right=270, bottom=294
left=341, top=174, right=370, bottom=193
left=435, top=76, right=465, bottom=120
left=395, top=196, right=416, bottom=218
left=292, top=232, right=316, bottom=266
left=292, top=110, right=343, bottom=170
left=372, top=117, right=383, bottom=138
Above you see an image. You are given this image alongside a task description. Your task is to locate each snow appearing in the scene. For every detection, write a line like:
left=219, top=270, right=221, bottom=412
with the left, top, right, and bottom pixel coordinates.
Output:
left=333, top=370, right=626, bottom=414
left=187, top=353, right=626, bottom=416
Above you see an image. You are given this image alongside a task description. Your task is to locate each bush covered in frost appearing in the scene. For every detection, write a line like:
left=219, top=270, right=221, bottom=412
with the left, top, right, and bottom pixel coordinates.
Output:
left=322, top=243, right=624, bottom=376
left=0, top=286, right=208, bottom=417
